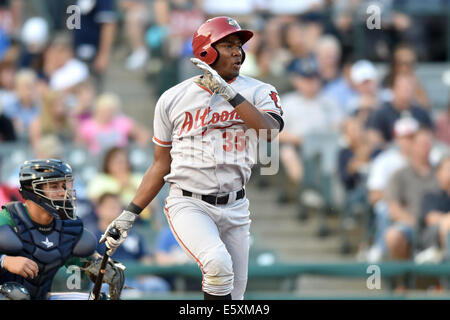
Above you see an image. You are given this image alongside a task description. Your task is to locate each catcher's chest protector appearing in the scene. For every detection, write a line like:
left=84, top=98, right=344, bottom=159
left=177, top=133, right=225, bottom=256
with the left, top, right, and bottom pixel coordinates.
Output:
left=0, top=202, right=84, bottom=300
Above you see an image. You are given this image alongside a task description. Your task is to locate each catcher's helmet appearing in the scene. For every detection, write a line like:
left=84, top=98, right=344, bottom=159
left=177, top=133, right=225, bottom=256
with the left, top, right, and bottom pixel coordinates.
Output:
left=192, top=16, right=253, bottom=65
left=19, top=159, right=77, bottom=220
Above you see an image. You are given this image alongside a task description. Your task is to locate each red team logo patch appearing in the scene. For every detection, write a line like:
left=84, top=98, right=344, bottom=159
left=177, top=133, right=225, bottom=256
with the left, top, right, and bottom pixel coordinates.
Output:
left=269, top=91, right=282, bottom=114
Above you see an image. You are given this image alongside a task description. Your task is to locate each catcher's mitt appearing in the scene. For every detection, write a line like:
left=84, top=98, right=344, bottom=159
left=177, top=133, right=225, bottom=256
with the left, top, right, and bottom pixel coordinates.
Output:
left=84, top=257, right=126, bottom=300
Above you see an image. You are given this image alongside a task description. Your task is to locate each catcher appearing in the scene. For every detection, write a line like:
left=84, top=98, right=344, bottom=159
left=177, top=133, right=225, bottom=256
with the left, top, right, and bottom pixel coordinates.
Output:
left=0, top=159, right=125, bottom=300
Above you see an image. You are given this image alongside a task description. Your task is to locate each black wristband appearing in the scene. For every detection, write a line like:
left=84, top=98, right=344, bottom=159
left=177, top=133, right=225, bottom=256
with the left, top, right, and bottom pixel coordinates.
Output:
left=228, top=93, right=245, bottom=108
left=126, top=202, right=143, bottom=215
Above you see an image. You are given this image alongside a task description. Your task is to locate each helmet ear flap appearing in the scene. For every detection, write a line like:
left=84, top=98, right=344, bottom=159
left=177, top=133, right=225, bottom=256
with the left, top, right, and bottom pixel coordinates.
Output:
left=200, top=46, right=218, bottom=65
left=199, top=47, right=245, bottom=65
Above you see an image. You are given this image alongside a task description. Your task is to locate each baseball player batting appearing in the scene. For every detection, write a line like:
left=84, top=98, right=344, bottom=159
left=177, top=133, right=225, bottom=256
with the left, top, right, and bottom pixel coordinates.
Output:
left=100, top=16, right=284, bottom=300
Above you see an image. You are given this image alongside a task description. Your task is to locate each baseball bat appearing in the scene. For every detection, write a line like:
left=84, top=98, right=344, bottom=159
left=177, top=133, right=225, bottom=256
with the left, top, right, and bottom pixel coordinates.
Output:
left=89, top=227, right=120, bottom=300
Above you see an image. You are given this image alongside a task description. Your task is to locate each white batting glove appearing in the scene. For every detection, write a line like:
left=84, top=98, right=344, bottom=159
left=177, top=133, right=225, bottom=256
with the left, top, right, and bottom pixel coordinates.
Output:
left=99, top=210, right=137, bottom=256
left=190, top=58, right=237, bottom=101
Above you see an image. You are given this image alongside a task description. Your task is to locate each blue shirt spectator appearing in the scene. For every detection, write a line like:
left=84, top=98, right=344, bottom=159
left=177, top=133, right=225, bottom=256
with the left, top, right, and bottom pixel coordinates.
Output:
left=322, top=75, right=358, bottom=115
left=155, top=225, right=192, bottom=266
left=366, top=101, right=433, bottom=143
left=156, top=226, right=179, bottom=254
left=2, top=69, right=40, bottom=141
left=365, top=74, right=433, bottom=147
left=72, top=0, right=117, bottom=63
left=3, top=98, right=39, bottom=130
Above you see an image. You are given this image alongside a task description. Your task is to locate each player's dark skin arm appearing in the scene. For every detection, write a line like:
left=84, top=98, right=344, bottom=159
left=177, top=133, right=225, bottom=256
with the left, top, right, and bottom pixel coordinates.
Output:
left=130, top=145, right=172, bottom=209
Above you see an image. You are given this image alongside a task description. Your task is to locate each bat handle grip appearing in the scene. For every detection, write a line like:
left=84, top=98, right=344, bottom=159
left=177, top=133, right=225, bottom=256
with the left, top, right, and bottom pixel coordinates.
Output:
left=89, top=227, right=121, bottom=300
left=108, top=227, right=121, bottom=241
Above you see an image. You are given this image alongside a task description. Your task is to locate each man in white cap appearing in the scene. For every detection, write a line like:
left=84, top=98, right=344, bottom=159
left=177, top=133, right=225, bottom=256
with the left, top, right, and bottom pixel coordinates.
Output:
left=17, top=17, right=49, bottom=73
left=384, top=125, right=439, bottom=264
left=44, top=33, right=90, bottom=92
left=347, top=59, right=381, bottom=118
left=21, top=17, right=49, bottom=54
left=365, top=116, right=419, bottom=262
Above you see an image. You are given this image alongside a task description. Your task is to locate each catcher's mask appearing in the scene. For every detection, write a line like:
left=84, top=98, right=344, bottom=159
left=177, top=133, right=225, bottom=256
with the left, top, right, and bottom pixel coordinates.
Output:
left=192, top=16, right=253, bottom=65
left=19, top=159, right=77, bottom=220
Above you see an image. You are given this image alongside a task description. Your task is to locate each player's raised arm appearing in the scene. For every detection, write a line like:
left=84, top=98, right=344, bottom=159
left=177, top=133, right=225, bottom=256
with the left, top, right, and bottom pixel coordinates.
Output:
left=191, top=57, right=281, bottom=140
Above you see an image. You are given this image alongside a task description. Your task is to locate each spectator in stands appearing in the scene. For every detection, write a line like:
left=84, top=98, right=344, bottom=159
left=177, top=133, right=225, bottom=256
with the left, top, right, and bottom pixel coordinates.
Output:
left=32, top=133, right=65, bottom=159
left=93, top=192, right=171, bottom=295
left=119, top=0, right=151, bottom=70
left=284, top=19, right=318, bottom=62
left=76, top=92, right=150, bottom=155
left=366, top=73, right=433, bottom=151
left=251, top=16, right=292, bottom=93
left=16, top=16, right=49, bottom=76
left=150, top=0, right=205, bottom=92
left=154, top=224, right=197, bottom=291
left=388, top=2, right=434, bottom=61
left=28, top=0, right=68, bottom=32
left=278, top=57, right=341, bottom=202
left=0, top=0, right=21, bottom=36
left=418, top=155, right=450, bottom=258
left=329, top=0, right=358, bottom=62
left=29, top=90, right=76, bottom=153
left=434, top=102, right=450, bottom=146
left=337, top=116, right=371, bottom=220
left=86, top=146, right=155, bottom=221
left=69, top=78, right=96, bottom=125
left=155, top=225, right=192, bottom=266
left=384, top=128, right=439, bottom=261
left=365, top=117, right=418, bottom=262
left=43, top=33, right=90, bottom=93
left=347, top=60, right=381, bottom=123
left=72, top=0, right=117, bottom=90
left=314, top=34, right=356, bottom=115
left=2, top=69, right=40, bottom=141
left=382, top=43, right=430, bottom=109
left=87, top=146, right=141, bottom=204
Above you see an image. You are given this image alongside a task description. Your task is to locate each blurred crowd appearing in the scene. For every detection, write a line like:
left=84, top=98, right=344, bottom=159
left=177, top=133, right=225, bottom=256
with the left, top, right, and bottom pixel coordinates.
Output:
left=0, top=0, right=449, bottom=294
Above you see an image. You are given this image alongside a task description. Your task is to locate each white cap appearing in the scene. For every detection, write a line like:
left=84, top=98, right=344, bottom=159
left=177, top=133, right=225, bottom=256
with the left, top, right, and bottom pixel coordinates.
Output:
left=394, top=117, right=419, bottom=137
left=49, top=59, right=89, bottom=91
left=21, top=17, right=49, bottom=47
left=350, top=59, right=377, bottom=85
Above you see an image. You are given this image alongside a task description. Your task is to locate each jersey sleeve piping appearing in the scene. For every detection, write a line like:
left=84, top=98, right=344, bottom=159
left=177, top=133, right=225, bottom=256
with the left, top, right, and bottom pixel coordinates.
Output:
left=152, top=136, right=172, bottom=147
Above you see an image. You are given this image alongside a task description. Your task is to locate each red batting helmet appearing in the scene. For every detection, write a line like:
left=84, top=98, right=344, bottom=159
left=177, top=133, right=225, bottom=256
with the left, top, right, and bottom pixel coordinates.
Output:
left=192, top=16, right=253, bottom=65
